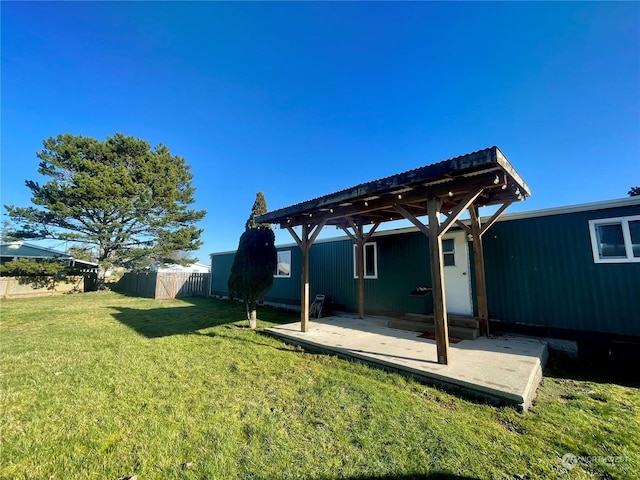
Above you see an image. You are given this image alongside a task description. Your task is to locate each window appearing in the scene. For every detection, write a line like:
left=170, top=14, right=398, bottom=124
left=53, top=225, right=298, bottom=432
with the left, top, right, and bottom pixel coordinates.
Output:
left=274, top=250, right=291, bottom=277
left=442, top=238, right=455, bottom=266
left=589, top=216, right=640, bottom=263
left=353, top=242, right=378, bottom=279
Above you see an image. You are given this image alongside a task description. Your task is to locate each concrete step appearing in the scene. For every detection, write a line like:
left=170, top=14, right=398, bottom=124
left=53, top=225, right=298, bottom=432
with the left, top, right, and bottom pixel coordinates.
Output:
left=402, top=313, right=480, bottom=329
left=388, top=318, right=479, bottom=340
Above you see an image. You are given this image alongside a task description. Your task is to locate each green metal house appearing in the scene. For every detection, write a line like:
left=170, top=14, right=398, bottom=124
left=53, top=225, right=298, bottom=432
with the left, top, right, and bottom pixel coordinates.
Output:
left=211, top=196, right=640, bottom=345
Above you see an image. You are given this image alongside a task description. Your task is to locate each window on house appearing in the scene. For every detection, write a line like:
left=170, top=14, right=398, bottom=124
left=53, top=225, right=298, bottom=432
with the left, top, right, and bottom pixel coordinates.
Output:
left=442, top=238, right=455, bottom=266
left=274, top=250, right=291, bottom=277
left=353, top=242, right=378, bottom=279
left=588, top=216, right=640, bottom=263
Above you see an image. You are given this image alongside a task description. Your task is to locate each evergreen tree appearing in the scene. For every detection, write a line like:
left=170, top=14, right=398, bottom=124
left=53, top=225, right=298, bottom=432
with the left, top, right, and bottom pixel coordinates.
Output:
left=4, top=133, right=206, bottom=287
left=228, top=192, right=276, bottom=328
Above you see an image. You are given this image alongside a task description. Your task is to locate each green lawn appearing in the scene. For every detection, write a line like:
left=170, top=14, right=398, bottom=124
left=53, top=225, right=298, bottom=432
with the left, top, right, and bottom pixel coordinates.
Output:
left=1, top=293, right=638, bottom=479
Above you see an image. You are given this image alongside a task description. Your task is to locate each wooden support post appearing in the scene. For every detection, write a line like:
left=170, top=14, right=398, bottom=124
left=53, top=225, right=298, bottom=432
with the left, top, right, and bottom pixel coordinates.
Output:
left=469, top=205, right=489, bottom=336
left=287, top=220, right=325, bottom=332
left=342, top=220, right=380, bottom=319
left=356, top=223, right=365, bottom=319
left=428, top=198, right=449, bottom=365
left=300, top=223, right=310, bottom=332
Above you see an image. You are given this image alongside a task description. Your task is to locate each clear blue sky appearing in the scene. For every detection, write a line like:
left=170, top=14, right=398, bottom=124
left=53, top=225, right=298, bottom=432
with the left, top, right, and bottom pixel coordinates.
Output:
left=2, top=1, right=639, bottom=262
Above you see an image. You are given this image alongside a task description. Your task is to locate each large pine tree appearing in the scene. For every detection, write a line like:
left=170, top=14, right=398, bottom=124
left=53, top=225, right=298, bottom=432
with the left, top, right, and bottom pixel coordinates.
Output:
left=4, top=133, right=206, bottom=287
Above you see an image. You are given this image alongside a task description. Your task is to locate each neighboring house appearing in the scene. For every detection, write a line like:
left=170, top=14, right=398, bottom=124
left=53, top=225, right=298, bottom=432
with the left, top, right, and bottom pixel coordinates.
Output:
left=211, top=197, right=640, bottom=350
left=0, top=241, right=99, bottom=297
left=149, top=262, right=211, bottom=274
left=0, top=242, right=98, bottom=271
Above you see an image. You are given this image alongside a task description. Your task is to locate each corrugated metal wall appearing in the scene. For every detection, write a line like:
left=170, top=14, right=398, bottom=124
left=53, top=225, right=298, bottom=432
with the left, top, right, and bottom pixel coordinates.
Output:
left=269, top=247, right=301, bottom=305
left=309, top=239, right=354, bottom=309
left=483, top=205, right=640, bottom=337
left=210, top=253, right=235, bottom=295
left=210, top=202, right=640, bottom=337
left=211, top=248, right=302, bottom=306
left=211, top=233, right=437, bottom=316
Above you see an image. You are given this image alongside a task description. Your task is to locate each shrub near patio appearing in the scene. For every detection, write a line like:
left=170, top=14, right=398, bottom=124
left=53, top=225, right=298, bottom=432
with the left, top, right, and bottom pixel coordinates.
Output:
left=1, top=292, right=639, bottom=479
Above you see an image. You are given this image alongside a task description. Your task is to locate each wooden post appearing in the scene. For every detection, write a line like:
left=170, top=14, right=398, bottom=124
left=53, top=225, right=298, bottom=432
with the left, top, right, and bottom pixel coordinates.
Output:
left=300, top=223, right=310, bottom=332
left=428, top=198, right=449, bottom=365
left=342, top=220, right=379, bottom=320
left=470, top=205, right=489, bottom=336
left=356, top=223, right=365, bottom=319
left=287, top=220, right=326, bottom=333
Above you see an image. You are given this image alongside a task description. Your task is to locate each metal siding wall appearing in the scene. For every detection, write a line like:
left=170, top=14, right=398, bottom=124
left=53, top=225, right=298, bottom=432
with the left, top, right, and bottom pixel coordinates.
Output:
left=310, top=240, right=356, bottom=310
left=211, top=249, right=301, bottom=304
left=268, top=247, right=301, bottom=303
left=211, top=202, right=639, bottom=337
left=369, top=233, right=432, bottom=315
left=483, top=205, right=640, bottom=336
left=210, top=253, right=235, bottom=294
left=307, top=233, right=434, bottom=316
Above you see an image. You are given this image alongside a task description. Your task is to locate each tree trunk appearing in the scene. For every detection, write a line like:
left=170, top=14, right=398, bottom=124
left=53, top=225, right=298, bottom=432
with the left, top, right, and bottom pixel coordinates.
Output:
left=97, top=265, right=108, bottom=290
left=248, top=309, right=257, bottom=329
left=246, top=300, right=257, bottom=329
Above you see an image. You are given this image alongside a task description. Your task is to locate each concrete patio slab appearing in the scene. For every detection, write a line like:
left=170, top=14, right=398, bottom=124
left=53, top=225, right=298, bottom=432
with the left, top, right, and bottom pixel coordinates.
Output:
left=265, top=314, right=548, bottom=411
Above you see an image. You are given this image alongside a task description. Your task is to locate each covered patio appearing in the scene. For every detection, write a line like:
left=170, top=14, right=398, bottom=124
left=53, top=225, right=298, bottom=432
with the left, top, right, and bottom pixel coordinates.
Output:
left=266, top=314, right=548, bottom=412
left=257, top=146, right=531, bottom=365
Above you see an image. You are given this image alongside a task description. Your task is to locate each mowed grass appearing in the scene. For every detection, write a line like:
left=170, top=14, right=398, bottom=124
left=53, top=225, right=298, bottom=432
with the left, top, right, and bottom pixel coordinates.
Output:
left=1, top=293, right=638, bottom=479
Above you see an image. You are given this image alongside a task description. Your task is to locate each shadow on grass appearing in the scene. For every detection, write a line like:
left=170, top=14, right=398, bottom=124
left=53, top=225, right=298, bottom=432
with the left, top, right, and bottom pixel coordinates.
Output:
left=196, top=326, right=302, bottom=353
left=110, top=297, right=299, bottom=338
left=291, top=474, right=477, bottom=480
left=544, top=353, right=640, bottom=388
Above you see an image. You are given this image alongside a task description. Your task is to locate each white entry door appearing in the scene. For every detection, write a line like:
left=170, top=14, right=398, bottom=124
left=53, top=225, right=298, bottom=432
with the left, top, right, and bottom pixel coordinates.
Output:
left=442, top=230, right=473, bottom=316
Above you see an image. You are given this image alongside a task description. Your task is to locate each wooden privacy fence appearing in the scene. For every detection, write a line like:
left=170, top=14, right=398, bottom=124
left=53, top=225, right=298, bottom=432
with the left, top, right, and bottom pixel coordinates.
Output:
left=115, top=272, right=211, bottom=299
left=0, top=275, right=93, bottom=298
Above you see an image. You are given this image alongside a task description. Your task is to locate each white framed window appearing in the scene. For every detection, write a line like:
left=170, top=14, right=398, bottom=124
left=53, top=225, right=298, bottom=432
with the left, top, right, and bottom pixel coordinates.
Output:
left=442, top=238, right=455, bottom=267
left=274, top=250, right=291, bottom=277
left=353, top=242, right=378, bottom=279
left=588, top=215, right=640, bottom=263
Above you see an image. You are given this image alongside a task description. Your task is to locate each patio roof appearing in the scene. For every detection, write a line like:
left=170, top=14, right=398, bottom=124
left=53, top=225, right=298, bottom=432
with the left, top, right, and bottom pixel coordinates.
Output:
left=257, top=146, right=530, bottom=229
left=256, top=146, right=531, bottom=365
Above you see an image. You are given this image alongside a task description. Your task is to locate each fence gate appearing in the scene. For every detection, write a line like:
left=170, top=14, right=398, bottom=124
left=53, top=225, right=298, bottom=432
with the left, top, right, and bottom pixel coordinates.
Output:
left=155, top=274, right=176, bottom=299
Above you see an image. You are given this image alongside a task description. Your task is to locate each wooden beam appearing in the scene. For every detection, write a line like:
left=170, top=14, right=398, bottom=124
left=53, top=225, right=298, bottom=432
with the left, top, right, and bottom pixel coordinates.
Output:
left=479, top=201, right=512, bottom=237
left=438, top=188, right=484, bottom=237
left=341, top=224, right=358, bottom=243
left=393, top=204, right=430, bottom=237
left=285, top=226, right=303, bottom=250
left=308, top=219, right=327, bottom=244
left=455, top=220, right=472, bottom=235
left=428, top=197, right=449, bottom=365
left=346, top=217, right=359, bottom=234
left=276, top=171, right=508, bottom=228
left=469, top=205, right=489, bottom=336
left=362, top=222, right=381, bottom=243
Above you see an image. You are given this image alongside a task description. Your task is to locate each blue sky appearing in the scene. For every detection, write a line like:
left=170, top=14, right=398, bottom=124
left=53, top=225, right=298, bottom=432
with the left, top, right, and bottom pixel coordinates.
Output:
left=2, top=1, right=639, bottom=262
